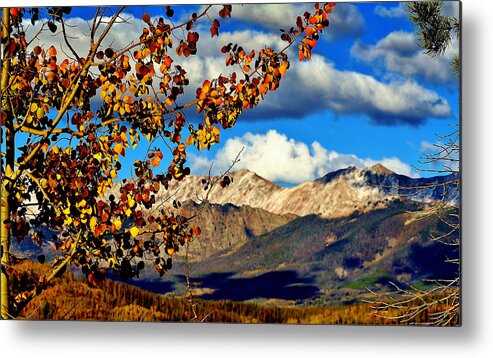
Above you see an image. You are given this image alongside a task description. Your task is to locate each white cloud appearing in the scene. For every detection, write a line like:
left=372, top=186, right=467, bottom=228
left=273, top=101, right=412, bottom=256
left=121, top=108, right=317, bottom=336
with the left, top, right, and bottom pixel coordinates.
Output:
left=351, top=31, right=458, bottom=85
left=374, top=3, right=407, bottom=18
left=375, top=2, right=460, bottom=19
left=255, top=54, right=452, bottom=125
left=231, top=3, right=365, bottom=40
left=190, top=130, right=418, bottom=184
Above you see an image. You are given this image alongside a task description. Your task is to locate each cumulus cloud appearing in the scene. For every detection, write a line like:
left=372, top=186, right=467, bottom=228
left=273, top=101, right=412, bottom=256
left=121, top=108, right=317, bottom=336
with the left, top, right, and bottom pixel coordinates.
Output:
left=375, top=2, right=460, bottom=19
left=231, top=3, right=365, bottom=41
left=253, top=54, right=452, bottom=125
left=190, top=130, right=418, bottom=183
left=351, top=31, right=459, bottom=85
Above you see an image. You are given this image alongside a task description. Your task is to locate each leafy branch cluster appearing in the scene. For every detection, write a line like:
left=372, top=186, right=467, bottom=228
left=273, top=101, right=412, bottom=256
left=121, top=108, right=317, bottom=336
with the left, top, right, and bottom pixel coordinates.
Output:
left=1, top=3, right=337, bottom=318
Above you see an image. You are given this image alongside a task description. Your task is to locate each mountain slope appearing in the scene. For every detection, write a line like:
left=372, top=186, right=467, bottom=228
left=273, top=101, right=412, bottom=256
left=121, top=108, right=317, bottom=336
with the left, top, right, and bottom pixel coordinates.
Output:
left=178, top=200, right=459, bottom=301
left=177, top=200, right=296, bottom=260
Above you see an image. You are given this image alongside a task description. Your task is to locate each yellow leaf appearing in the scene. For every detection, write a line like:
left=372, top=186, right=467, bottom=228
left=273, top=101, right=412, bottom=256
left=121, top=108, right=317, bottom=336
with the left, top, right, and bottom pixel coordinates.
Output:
left=120, top=132, right=128, bottom=143
left=36, top=107, right=44, bottom=119
left=90, top=216, right=97, bottom=231
left=113, top=219, right=122, bottom=231
left=130, top=226, right=139, bottom=238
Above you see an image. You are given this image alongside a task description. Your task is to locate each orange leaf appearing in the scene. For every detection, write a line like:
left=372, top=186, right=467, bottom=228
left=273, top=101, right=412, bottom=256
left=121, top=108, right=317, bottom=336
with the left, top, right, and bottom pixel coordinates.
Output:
left=259, top=83, right=268, bottom=95
left=202, top=80, right=211, bottom=94
left=309, top=16, right=319, bottom=25
left=298, top=45, right=305, bottom=61
left=48, top=46, right=57, bottom=57
left=305, top=27, right=316, bottom=37
left=151, top=155, right=161, bottom=168
left=279, top=65, right=287, bottom=77
left=186, top=135, right=195, bottom=146
left=114, top=143, right=124, bottom=155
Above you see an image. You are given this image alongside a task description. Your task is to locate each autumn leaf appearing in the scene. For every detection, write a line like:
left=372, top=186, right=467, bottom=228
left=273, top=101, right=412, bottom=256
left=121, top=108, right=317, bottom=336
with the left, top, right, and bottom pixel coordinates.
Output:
left=130, top=226, right=140, bottom=238
left=165, top=246, right=175, bottom=256
left=113, top=219, right=122, bottom=231
left=151, top=155, right=161, bottom=168
left=90, top=216, right=97, bottom=231
left=48, top=46, right=57, bottom=57
left=114, top=143, right=124, bottom=155
left=142, top=13, right=151, bottom=23
left=186, top=135, right=195, bottom=146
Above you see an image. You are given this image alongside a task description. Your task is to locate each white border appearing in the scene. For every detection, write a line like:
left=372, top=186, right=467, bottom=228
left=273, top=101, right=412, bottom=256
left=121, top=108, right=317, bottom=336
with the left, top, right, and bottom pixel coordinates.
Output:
left=2, top=1, right=493, bottom=357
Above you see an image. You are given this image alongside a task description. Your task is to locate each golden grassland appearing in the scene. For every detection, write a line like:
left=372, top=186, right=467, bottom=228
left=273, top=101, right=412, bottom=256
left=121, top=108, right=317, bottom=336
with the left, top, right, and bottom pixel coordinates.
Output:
left=12, top=261, right=458, bottom=325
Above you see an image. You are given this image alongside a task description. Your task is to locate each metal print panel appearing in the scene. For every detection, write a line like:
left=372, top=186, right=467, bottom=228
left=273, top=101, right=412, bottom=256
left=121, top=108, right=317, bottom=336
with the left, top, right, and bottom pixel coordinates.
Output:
left=0, top=1, right=460, bottom=325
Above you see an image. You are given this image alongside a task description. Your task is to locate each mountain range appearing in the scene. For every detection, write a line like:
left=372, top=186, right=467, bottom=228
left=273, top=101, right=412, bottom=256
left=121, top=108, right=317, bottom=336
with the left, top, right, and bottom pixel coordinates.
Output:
left=152, top=164, right=459, bottom=219
left=17, top=164, right=459, bottom=303
left=123, top=164, right=459, bottom=303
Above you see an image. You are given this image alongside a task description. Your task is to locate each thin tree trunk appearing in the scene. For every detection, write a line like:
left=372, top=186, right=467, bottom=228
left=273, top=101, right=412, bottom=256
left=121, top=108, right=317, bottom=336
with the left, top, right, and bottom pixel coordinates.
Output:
left=1, top=7, right=12, bottom=320
left=0, top=180, right=11, bottom=319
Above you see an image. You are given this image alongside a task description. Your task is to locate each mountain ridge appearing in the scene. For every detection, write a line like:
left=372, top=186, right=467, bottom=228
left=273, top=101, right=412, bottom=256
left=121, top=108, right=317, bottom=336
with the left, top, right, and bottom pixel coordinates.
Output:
left=142, top=164, right=458, bottom=219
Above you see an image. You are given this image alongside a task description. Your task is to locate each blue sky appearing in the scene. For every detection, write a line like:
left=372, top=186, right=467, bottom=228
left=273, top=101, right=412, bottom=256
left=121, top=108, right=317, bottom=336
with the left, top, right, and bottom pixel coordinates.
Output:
left=29, top=2, right=460, bottom=185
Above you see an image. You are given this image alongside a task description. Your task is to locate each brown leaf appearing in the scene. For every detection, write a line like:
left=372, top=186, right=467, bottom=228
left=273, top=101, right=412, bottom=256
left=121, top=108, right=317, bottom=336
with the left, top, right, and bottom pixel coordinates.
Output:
left=142, top=13, right=151, bottom=23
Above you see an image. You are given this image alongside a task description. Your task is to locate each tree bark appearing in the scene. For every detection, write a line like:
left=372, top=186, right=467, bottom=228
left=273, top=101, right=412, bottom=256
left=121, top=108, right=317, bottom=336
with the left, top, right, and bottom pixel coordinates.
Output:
left=1, top=7, right=12, bottom=320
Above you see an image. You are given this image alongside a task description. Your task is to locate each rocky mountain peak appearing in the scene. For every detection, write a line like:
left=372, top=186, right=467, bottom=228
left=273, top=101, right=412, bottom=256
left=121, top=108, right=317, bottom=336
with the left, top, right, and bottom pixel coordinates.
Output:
left=368, top=163, right=394, bottom=175
left=316, top=166, right=358, bottom=183
left=233, top=168, right=254, bottom=176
